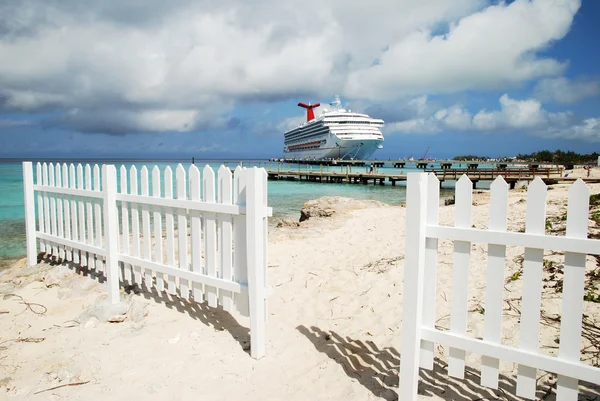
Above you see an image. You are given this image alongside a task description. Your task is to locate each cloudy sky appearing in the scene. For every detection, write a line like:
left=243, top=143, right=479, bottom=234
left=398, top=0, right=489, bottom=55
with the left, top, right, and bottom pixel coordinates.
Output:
left=1, top=0, right=599, bottom=159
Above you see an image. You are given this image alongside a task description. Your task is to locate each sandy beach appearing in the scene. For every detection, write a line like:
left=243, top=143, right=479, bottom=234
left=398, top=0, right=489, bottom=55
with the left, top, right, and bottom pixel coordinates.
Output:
left=1, top=167, right=600, bottom=400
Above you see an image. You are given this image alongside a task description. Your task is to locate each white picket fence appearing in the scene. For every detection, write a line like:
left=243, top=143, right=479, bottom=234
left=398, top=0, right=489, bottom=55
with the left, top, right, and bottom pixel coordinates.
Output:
left=22, top=161, right=271, bottom=359
left=400, top=173, right=600, bottom=400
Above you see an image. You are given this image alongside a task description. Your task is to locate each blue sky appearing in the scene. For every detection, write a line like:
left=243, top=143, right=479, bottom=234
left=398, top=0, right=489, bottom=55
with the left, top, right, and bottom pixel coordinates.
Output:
left=0, top=0, right=599, bottom=160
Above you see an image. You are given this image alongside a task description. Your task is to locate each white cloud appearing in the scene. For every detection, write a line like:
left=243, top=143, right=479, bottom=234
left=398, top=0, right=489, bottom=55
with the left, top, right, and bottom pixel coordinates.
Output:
left=388, top=93, right=600, bottom=142
left=472, top=95, right=551, bottom=130
left=435, top=105, right=473, bottom=130
left=543, top=118, right=600, bottom=141
left=533, top=77, right=600, bottom=103
left=0, top=0, right=583, bottom=134
left=345, top=0, right=580, bottom=98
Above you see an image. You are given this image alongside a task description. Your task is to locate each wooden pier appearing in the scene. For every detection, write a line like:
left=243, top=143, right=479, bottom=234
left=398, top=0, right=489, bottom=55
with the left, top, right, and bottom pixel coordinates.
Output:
left=269, top=158, right=572, bottom=170
left=264, top=167, right=583, bottom=188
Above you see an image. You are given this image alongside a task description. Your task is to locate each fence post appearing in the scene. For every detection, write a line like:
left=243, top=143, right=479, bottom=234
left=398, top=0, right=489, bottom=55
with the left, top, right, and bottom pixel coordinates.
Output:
left=23, top=162, right=37, bottom=267
left=398, top=173, right=429, bottom=401
left=245, top=167, right=267, bottom=359
left=102, top=165, right=120, bottom=304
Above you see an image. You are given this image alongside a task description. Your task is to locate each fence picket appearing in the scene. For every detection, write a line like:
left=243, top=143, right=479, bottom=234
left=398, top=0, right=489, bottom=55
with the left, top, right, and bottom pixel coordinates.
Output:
left=48, top=163, right=59, bottom=259
left=141, top=166, right=152, bottom=290
left=70, top=164, right=80, bottom=264
left=164, top=167, right=176, bottom=294
left=43, top=163, right=51, bottom=256
left=77, top=164, right=87, bottom=266
left=233, top=167, right=249, bottom=316
left=481, top=177, right=508, bottom=389
left=399, top=173, right=429, bottom=401
left=102, top=165, right=120, bottom=304
left=203, top=165, right=218, bottom=308
left=94, top=165, right=103, bottom=271
left=120, top=166, right=132, bottom=284
left=130, top=166, right=141, bottom=285
left=218, top=165, right=234, bottom=311
left=36, top=163, right=46, bottom=253
left=152, top=166, right=165, bottom=292
left=421, top=173, right=440, bottom=370
left=49, top=163, right=58, bottom=257
left=189, top=165, right=204, bottom=302
left=517, top=177, right=547, bottom=399
left=245, top=167, right=267, bottom=359
left=556, top=180, right=590, bottom=401
left=448, top=174, right=472, bottom=379
left=55, top=165, right=65, bottom=260
left=176, top=165, right=189, bottom=299
left=261, top=168, right=268, bottom=322
left=62, top=164, right=72, bottom=262
left=85, top=165, right=95, bottom=269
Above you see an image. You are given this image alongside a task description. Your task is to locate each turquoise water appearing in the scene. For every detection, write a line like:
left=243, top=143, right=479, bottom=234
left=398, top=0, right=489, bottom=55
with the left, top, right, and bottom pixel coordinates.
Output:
left=0, top=163, right=27, bottom=260
left=1, top=159, right=471, bottom=259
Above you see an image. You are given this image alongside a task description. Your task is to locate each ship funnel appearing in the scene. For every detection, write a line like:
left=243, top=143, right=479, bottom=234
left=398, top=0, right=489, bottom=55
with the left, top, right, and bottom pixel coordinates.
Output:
left=298, top=102, right=321, bottom=122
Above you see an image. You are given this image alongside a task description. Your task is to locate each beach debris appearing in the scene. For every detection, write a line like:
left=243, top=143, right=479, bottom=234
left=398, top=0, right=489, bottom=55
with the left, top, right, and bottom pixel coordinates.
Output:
left=16, top=337, right=44, bottom=343
left=361, top=256, right=403, bottom=274
left=0, top=337, right=45, bottom=350
left=33, top=380, right=90, bottom=395
left=274, top=275, right=294, bottom=287
left=168, top=334, right=181, bottom=344
left=0, top=337, right=46, bottom=344
left=0, top=377, right=11, bottom=388
left=53, top=320, right=79, bottom=329
left=2, top=294, right=47, bottom=315
left=107, top=314, right=127, bottom=323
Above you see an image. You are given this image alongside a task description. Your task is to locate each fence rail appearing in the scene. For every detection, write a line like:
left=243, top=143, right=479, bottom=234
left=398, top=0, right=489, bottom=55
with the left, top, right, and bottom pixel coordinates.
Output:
left=23, top=161, right=271, bottom=359
left=400, top=172, right=600, bottom=401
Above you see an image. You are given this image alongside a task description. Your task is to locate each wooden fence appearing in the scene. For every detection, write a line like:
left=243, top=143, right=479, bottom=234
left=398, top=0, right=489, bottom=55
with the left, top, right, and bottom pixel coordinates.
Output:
left=400, top=173, right=600, bottom=400
left=22, top=161, right=271, bottom=359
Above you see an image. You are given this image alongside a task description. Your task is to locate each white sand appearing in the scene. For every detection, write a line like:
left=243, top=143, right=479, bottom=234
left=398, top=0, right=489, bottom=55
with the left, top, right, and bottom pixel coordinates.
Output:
left=1, top=175, right=599, bottom=400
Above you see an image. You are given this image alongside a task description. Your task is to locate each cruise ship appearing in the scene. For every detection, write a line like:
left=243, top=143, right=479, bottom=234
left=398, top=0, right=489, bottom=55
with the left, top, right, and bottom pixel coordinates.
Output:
left=283, top=96, right=384, bottom=160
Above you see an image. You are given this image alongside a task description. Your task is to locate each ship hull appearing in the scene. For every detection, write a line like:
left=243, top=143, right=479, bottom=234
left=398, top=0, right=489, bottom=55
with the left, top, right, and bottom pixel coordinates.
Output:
left=284, top=136, right=383, bottom=160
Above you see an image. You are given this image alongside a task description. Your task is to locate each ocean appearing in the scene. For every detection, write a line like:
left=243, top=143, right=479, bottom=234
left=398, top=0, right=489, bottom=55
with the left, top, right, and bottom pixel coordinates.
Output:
left=0, top=159, right=457, bottom=263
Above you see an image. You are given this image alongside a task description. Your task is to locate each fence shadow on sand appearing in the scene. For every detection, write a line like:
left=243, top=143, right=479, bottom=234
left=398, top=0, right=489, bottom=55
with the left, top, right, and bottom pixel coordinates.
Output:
left=297, top=325, right=600, bottom=401
left=124, top=281, right=252, bottom=354
left=40, top=252, right=251, bottom=354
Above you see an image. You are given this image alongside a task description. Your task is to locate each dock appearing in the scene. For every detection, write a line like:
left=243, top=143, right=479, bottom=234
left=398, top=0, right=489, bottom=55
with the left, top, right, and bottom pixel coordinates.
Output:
left=263, top=167, right=596, bottom=188
left=268, top=158, right=583, bottom=170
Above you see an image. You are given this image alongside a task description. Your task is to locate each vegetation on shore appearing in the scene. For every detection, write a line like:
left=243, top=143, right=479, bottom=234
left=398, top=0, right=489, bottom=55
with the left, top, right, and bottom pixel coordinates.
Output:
left=516, top=150, right=599, bottom=164
left=452, top=150, right=599, bottom=164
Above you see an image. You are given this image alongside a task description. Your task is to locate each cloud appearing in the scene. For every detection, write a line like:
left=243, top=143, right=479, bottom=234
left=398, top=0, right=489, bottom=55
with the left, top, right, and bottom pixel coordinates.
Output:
left=472, top=95, right=554, bottom=130
left=533, top=77, right=600, bottom=103
left=387, top=94, right=600, bottom=142
left=543, top=118, right=600, bottom=141
left=0, top=0, right=583, bottom=135
left=345, top=0, right=580, bottom=98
